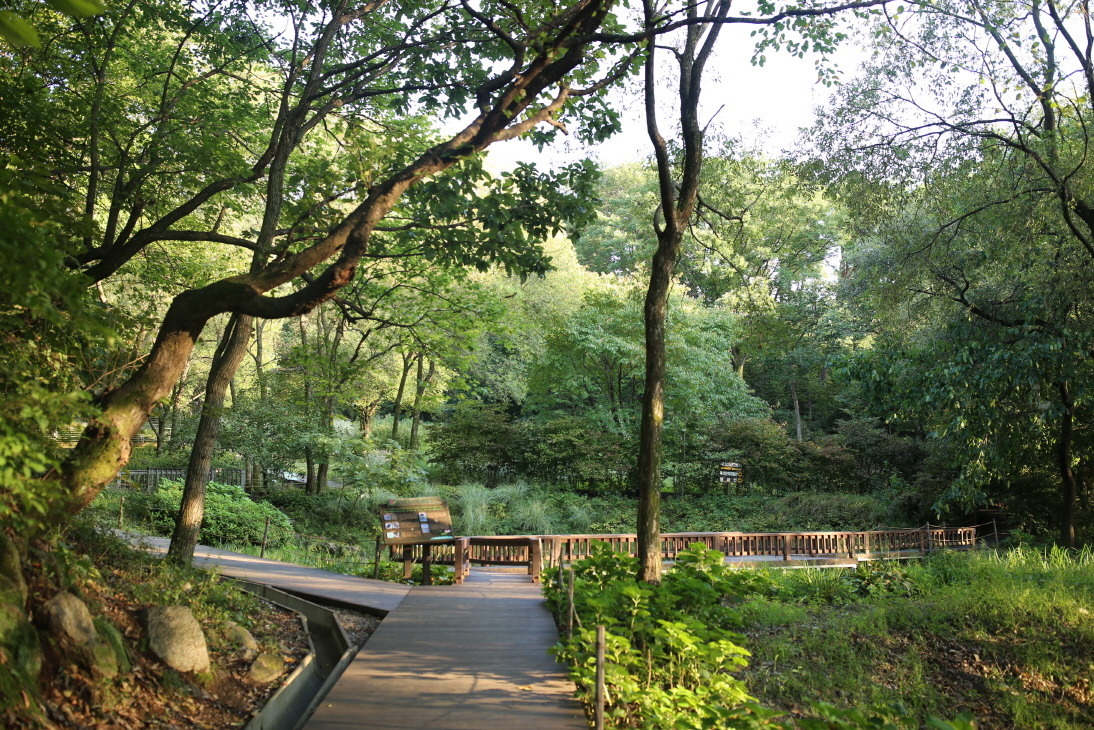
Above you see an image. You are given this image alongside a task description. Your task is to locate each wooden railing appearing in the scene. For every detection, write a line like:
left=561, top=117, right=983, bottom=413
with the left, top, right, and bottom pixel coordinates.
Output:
left=547, top=527, right=977, bottom=564
left=392, top=526, right=977, bottom=584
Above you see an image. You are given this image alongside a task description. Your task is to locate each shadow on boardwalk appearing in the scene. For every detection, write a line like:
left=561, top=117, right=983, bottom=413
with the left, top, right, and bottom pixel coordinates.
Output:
left=130, top=536, right=586, bottom=729
left=305, top=571, right=586, bottom=730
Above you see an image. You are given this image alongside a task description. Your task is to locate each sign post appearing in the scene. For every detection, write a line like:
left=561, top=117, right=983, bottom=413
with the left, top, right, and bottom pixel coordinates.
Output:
left=377, top=497, right=455, bottom=585
left=717, top=461, right=743, bottom=494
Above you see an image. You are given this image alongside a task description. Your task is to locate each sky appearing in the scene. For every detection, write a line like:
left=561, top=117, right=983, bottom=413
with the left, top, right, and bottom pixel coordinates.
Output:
left=483, top=29, right=870, bottom=172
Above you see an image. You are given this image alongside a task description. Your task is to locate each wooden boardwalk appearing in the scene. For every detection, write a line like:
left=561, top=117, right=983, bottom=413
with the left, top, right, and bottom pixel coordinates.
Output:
left=129, top=535, right=411, bottom=615
left=304, top=569, right=587, bottom=730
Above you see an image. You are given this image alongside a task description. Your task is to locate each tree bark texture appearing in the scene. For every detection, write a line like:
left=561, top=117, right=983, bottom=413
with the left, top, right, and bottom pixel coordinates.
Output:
left=410, top=357, right=435, bottom=450
left=1057, top=381, right=1077, bottom=548
left=790, top=379, right=803, bottom=442
left=166, top=313, right=253, bottom=565
left=391, top=351, right=416, bottom=442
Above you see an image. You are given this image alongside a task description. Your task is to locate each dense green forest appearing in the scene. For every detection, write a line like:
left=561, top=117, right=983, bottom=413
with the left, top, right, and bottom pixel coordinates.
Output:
left=1, top=0, right=1092, bottom=726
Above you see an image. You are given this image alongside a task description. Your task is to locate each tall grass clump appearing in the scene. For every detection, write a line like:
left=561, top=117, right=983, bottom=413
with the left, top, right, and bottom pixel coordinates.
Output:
left=451, top=482, right=497, bottom=535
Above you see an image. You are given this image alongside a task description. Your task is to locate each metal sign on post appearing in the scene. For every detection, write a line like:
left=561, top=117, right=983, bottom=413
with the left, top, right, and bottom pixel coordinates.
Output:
left=718, top=461, right=743, bottom=484
left=377, top=496, right=455, bottom=545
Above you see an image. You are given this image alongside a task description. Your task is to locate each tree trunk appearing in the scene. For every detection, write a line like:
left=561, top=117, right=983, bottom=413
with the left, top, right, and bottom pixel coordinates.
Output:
left=731, top=345, right=747, bottom=380
left=391, top=351, right=416, bottom=442
left=164, top=364, right=189, bottom=452
left=1057, top=381, right=1077, bottom=548
left=636, top=237, right=676, bottom=584
left=318, top=394, right=335, bottom=492
left=359, top=399, right=380, bottom=440
left=790, top=379, right=803, bottom=442
left=305, top=447, right=317, bottom=495
left=410, top=357, right=436, bottom=451
left=166, top=313, right=254, bottom=565
left=634, top=0, right=727, bottom=583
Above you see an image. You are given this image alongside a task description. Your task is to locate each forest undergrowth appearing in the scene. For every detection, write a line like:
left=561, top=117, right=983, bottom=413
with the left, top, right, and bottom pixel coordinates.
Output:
left=546, top=544, right=1093, bottom=729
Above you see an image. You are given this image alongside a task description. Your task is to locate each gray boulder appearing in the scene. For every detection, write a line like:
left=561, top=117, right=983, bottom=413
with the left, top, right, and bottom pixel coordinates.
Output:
left=43, top=591, right=97, bottom=647
left=223, top=620, right=259, bottom=661
left=43, top=591, right=118, bottom=679
left=248, top=651, right=285, bottom=683
left=145, top=605, right=210, bottom=674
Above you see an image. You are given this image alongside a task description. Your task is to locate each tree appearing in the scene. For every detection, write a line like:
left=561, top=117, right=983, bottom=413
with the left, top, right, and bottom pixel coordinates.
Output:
left=629, top=0, right=880, bottom=580
left=6, top=0, right=642, bottom=532
left=813, top=0, right=1094, bottom=545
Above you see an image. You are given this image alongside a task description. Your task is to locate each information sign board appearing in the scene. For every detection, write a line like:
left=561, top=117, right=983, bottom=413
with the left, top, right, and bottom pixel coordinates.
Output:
left=377, top=496, right=455, bottom=545
left=718, top=461, right=743, bottom=484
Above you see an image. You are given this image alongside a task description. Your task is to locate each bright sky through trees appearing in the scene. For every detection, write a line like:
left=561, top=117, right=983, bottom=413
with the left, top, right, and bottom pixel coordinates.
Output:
left=484, top=32, right=868, bottom=171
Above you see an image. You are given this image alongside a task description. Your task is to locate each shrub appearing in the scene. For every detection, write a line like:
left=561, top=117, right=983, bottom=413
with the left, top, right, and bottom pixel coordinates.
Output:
left=129, top=480, right=294, bottom=548
left=546, top=542, right=774, bottom=728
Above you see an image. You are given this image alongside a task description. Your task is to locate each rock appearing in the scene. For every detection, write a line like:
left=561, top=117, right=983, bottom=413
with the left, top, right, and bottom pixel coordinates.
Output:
left=0, top=534, right=27, bottom=605
left=44, top=592, right=97, bottom=647
left=145, top=605, right=210, bottom=673
left=42, top=591, right=119, bottom=678
left=88, top=638, right=119, bottom=679
left=248, top=652, right=285, bottom=683
left=223, top=620, right=259, bottom=661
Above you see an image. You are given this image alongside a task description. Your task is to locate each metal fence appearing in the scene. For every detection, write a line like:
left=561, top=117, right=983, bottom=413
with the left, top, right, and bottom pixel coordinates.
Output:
left=110, top=468, right=245, bottom=492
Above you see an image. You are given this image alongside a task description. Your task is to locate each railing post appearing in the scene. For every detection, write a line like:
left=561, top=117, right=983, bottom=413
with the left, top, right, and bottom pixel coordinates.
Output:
left=595, top=625, right=606, bottom=730
left=864, top=532, right=870, bottom=559
left=454, top=537, right=466, bottom=584
left=783, top=534, right=791, bottom=561
left=421, top=543, right=433, bottom=586
left=373, top=538, right=382, bottom=580
left=566, top=568, right=575, bottom=640
left=529, top=538, right=542, bottom=583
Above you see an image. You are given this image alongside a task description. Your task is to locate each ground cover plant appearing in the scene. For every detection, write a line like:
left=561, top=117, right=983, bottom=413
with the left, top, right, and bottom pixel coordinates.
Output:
left=0, top=523, right=308, bottom=728
left=545, top=541, right=1090, bottom=728
left=740, top=548, right=1094, bottom=728
left=102, top=480, right=295, bottom=549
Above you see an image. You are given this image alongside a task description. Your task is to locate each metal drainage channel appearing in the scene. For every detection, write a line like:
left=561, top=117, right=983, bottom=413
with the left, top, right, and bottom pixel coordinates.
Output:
left=236, top=581, right=359, bottom=730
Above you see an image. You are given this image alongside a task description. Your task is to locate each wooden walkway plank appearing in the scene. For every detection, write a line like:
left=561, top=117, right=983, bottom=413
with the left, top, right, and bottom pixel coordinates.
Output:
left=305, top=571, right=586, bottom=730
left=129, top=535, right=411, bottom=615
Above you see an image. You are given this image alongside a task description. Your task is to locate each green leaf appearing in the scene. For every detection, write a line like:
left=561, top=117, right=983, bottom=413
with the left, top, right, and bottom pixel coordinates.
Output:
left=45, top=0, right=107, bottom=17
left=0, top=10, right=40, bottom=47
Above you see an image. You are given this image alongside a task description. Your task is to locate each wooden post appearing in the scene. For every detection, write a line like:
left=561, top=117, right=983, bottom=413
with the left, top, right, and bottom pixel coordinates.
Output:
left=864, top=531, right=871, bottom=560
left=403, top=545, right=414, bottom=581
left=549, top=537, right=562, bottom=570
left=117, top=496, right=125, bottom=529
left=373, top=538, right=382, bottom=580
left=925, top=522, right=933, bottom=554
left=529, top=538, right=542, bottom=583
left=421, top=542, right=433, bottom=586
left=992, top=520, right=999, bottom=548
left=918, top=526, right=926, bottom=555
left=454, top=537, right=466, bottom=584
left=260, top=515, right=271, bottom=558
left=566, top=568, right=575, bottom=640
left=782, top=533, right=791, bottom=561
left=595, top=625, right=606, bottom=730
